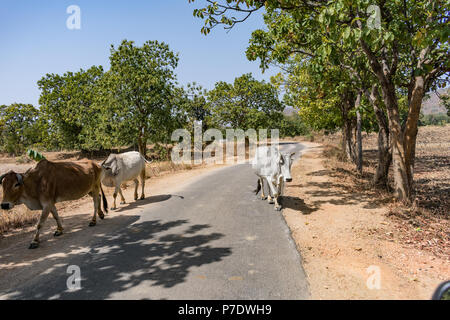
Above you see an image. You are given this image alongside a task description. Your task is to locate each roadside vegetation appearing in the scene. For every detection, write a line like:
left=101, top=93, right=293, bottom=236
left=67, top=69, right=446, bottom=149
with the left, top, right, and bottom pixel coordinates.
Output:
left=0, top=41, right=308, bottom=160
left=191, top=0, right=449, bottom=203
left=316, top=125, right=449, bottom=257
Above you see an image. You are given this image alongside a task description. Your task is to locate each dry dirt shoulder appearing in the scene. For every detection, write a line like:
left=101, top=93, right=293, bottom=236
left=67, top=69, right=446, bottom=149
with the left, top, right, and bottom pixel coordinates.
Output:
left=283, top=143, right=449, bottom=300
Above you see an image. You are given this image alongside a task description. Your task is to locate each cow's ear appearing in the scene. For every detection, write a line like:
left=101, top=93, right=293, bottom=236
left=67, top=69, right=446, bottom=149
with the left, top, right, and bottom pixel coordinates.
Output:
left=0, top=174, right=5, bottom=185
left=16, top=174, right=23, bottom=185
left=112, top=162, right=119, bottom=176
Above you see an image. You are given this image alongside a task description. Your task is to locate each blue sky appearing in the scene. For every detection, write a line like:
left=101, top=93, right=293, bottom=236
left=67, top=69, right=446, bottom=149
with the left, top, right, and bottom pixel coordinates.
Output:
left=0, top=0, right=278, bottom=106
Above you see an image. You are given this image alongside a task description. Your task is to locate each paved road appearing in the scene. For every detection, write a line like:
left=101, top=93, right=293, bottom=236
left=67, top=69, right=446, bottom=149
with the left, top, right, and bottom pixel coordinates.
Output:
left=0, top=143, right=309, bottom=299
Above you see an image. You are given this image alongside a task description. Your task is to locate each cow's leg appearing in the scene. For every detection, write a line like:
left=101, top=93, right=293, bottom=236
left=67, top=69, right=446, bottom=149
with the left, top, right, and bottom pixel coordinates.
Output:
left=133, top=179, right=139, bottom=201
left=30, top=206, right=51, bottom=249
left=97, top=193, right=105, bottom=220
left=277, top=179, right=285, bottom=206
left=267, top=180, right=275, bottom=204
left=274, top=180, right=283, bottom=211
left=274, top=196, right=282, bottom=211
left=89, top=188, right=100, bottom=226
left=139, top=168, right=145, bottom=200
left=267, top=179, right=279, bottom=206
left=260, top=178, right=267, bottom=200
left=119, top=187, right=126, bottom=204
left=50, top=205, right=64, bottom=237
left=112, top=185, right=120, bottom=210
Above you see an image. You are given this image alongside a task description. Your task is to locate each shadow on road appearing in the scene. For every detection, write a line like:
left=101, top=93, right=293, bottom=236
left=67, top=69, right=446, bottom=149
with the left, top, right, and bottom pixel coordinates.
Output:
left=0, top=214, right=232, bottom=299
left=114, top=194, right=184, bottom=213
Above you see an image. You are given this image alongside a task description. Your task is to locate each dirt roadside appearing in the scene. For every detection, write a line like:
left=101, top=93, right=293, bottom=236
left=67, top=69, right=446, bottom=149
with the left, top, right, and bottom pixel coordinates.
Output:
left=282, top=142, right=449, bottom=299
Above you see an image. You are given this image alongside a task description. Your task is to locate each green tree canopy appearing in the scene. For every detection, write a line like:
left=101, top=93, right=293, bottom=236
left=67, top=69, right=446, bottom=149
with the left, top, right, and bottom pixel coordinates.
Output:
left=0, top=103, right=41, bottom=155
left=37, top=66, right=104, bottom=150
left=207, top=73, right=284, bottom=131
left=96, top=40, right=179, bottom=156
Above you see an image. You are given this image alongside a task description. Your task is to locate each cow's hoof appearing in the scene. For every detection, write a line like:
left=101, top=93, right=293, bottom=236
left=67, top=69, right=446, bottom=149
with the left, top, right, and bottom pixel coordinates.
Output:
left=53, top=230, right=63, bottom=237
left=274, top=206, right=282, bottom=211
left=89, top=221, right=96, bottom=227
left=261, top=196, right=267, bottom=200
left=29, top=242, right=39, bottom=249
left=139, top=195, right=145, bottom=200
left=268, top=199, right=275, bottom=204
left=111, top=207, right=117, bottom=211
left=120, top=201, right=126, bottom=204
left=99, top=212, right=105, bottom=220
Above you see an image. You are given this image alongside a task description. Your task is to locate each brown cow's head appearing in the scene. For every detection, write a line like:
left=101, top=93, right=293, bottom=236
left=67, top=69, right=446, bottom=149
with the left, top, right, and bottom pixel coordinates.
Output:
left=0, top=171, right=24, bottom=210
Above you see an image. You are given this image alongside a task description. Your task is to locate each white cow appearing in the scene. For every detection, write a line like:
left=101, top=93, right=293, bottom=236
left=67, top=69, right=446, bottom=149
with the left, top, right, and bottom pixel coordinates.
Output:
left=252, top=146, right=295, bottom=211
left=101, top=151, right=150, bottom=209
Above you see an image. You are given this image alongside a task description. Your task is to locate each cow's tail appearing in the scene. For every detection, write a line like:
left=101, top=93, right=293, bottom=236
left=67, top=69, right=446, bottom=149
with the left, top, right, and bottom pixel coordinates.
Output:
left=101, top=186, right=108, bottom=213
left=254, top=179, right=261, bottom=195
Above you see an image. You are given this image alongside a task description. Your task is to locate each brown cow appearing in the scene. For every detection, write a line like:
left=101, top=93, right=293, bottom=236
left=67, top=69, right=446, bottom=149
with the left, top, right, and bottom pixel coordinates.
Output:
left=0, top=159, right=108, bottom=249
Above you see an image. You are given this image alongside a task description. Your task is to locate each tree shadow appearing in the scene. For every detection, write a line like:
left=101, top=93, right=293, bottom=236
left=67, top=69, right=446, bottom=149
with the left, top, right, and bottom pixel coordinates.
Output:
left=0, top=216, right=232, bottom=300
left=415, top=155, right=450, bottom=172
left=303, top=181, right=388, bottom=209
left=114, top=194, right=184, bottom=213
left=280, top=196, right=318, bottom=215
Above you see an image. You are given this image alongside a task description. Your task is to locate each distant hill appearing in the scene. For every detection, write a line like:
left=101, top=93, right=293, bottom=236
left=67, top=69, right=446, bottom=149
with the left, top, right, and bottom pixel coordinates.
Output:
left=422, top=88, right=449, bottom=115
left=283, top=106, right=295, bottom=116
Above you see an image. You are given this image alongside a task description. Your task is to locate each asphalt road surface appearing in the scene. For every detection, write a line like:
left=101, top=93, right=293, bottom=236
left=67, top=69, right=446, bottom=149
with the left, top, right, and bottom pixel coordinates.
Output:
left=0, top=142, right=309, bottom=300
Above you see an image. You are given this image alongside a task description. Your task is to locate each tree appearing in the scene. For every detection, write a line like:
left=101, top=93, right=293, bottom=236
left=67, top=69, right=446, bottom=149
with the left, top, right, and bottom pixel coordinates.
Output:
left=207, top=73, right=284, bottom=131
left=279, top=113, right=310, bottom=138
left=97, top=40, right=179, bottom=157
left=0, top=104, right=41, bottom=155
left=38, top=66, right=104, bottom=150
left=177, top=82, right=210, bottom=133
left=190, top=0, right=450, bottom=201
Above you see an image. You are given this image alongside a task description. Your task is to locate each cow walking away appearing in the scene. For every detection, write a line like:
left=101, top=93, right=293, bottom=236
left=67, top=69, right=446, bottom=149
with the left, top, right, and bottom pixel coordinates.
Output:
left=252, top=146, right=295, bottom=211
left=101, top=151, right=150, bottom=210
left=0, top=159, right=108, bottom=249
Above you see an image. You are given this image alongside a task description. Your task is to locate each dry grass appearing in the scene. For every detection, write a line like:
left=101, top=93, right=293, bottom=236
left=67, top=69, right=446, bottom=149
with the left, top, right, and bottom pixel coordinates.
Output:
left=314, top=125, right=450, bottom=258
left=0, top=207, right=40, bottom=235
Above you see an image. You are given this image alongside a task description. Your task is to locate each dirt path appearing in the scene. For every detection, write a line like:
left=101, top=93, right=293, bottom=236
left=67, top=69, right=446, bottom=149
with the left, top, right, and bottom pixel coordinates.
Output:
left=282, top=143, right=449, bottom=299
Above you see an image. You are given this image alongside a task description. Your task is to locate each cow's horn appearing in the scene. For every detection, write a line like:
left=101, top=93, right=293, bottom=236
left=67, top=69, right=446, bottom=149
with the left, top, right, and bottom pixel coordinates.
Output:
left=16, top=173, right=23, bottom=185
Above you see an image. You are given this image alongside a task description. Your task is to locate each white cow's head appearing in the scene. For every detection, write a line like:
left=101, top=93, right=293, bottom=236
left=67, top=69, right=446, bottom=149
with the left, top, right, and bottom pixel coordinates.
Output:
left=279, top=153, right=295, bottom=182
left=101, top=154, right=119, bottom=176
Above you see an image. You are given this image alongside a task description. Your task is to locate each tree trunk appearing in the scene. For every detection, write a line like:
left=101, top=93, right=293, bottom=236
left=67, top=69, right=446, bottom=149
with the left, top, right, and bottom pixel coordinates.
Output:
left=360, top=40, right=411, bottom=201
left=403, top=75, right=425, bottom=193
left=366, top=85, right=391, bottom=187
left=355, top=92, right=363, bottom=174
left=381, top=82, right=411, bottom=201
left=137, top=127, right=147, bottom=158
left=343, top=117, right=354, bottom=161
left=341, top=93, right=356, bottom=163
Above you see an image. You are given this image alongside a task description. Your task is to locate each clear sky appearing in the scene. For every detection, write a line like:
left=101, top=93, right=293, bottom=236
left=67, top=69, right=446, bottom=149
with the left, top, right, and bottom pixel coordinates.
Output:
left=0, top=0, right=278, bottom=106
